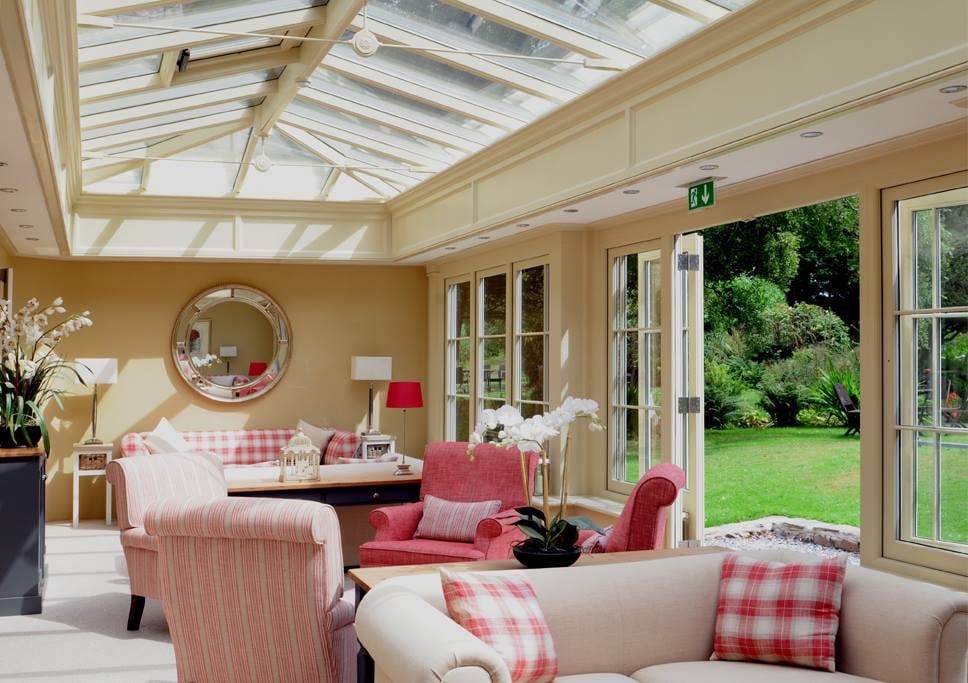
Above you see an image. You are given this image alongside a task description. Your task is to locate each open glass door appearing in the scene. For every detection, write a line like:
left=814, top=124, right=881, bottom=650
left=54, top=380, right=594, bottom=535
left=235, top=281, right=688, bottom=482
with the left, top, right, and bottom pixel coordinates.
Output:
left=675, top=232, right=705, bottom=545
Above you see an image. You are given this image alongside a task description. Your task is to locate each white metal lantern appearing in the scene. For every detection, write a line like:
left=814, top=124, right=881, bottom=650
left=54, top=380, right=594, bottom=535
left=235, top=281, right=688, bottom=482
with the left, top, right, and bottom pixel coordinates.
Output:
left=279, top=429, right=320, bottom=482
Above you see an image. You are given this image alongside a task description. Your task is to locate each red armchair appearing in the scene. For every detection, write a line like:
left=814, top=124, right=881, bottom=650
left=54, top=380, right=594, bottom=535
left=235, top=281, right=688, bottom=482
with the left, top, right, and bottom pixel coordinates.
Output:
left=584, top=462, right=686, bottom=553
left=359, top=441, right=538, bottom=567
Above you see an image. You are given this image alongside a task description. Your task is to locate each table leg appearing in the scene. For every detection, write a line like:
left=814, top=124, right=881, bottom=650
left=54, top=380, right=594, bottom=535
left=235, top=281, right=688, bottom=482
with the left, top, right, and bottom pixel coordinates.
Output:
left=106, top=480, right=112, bottom=526
left=72, top=458, right=79, bottom=530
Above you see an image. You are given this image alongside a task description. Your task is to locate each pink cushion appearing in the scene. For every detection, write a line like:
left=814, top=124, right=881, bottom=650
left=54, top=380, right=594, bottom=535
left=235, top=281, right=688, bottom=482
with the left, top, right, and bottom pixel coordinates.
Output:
left=712, top=554, right=847, bottom=672
left=359, top=539, right=485, bottom=566
left=415, top=495, right=502, bottom=542
left=441, top=567, right=558, bottom=683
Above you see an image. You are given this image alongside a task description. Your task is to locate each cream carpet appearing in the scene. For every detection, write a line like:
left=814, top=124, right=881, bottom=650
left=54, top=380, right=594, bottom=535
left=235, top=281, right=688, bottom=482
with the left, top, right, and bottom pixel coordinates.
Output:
left=0, top=523, right=360, bottom=682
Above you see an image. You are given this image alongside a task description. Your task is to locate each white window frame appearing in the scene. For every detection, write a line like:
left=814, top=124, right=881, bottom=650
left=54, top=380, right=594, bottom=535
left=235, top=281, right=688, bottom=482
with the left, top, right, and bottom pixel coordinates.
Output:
left=445, top=276, right=473, bottom=441
left=514, top=260, right=550, bottom=418
left=608, top=241, right=663, bottom=495
left=882, top=174, right=968, bottom=578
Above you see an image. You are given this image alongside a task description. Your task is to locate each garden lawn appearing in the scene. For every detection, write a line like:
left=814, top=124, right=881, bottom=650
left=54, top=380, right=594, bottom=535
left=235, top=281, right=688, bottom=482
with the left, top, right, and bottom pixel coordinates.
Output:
left=705, top=427, right=860, bottom=528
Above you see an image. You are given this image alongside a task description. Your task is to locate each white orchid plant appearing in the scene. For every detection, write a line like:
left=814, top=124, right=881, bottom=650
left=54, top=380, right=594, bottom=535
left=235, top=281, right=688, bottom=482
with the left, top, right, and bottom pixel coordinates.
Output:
left=469, top=397, right=604, bottom=553
left=0, top=297, right=92, bottom=451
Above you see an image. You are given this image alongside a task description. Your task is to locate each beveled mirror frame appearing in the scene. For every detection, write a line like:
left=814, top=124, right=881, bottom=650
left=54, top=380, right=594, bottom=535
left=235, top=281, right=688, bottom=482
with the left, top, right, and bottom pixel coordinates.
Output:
left=172, top=284, right=291, bottom=403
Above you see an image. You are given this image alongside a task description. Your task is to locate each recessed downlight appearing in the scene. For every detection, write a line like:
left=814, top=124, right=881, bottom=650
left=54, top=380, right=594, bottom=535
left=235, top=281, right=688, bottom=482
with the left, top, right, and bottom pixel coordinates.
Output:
left=800, top=131, right=823, bottom=139
left=0, top=187, right=18, bottom=193
left=18, top=224, right=33, bottom=229
left=622, top=189, right=640, bottom=195
left=10, top=208, right=27, bottom=213
left=477, top=236, right=491, bottom=240
left=25, top=237, right=39, bottom=242
left=940, top=84, right=967, bottom=94
left=516, top=223, right=530, bottom=228
left=563, top=208, right=579, bottom=213
left=0, top=162, right=7, bottom=167
left=699, top=164, right=719, bottom=171
left=444, top=246, right=457, bottom=251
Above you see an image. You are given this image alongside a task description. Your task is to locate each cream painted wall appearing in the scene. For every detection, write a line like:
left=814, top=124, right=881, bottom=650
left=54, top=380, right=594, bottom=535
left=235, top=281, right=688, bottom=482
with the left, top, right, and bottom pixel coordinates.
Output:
left=425, top=130, right=968, bottom=583
left=11, top=259, right=428, bottom=524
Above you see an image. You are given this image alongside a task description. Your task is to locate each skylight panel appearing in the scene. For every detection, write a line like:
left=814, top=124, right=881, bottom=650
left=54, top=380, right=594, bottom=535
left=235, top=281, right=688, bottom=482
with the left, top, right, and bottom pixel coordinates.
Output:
left=79, top=55, right=163, bottom=87
left=81, top=98, right=261, bottom=142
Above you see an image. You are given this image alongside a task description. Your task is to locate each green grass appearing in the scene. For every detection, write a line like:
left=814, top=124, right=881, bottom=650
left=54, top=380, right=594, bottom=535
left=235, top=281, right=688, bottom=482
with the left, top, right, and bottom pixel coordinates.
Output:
left=705, top=427, right=861, bottom=527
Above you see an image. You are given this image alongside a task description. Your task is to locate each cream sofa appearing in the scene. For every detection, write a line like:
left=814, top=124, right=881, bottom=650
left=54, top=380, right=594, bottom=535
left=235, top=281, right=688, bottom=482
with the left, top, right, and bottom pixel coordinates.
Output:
left=356, top=550, right=968, bottom=683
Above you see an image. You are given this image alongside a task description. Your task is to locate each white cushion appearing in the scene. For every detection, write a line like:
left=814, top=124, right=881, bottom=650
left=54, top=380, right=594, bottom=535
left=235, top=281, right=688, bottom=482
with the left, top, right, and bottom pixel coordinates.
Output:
left=632, top=661, right=881, bottom=682
left=557, top=676, right=635, bottom=682
left=144, top=418, right=191, bottom=453
left=297, top=419, right=336, bottom=453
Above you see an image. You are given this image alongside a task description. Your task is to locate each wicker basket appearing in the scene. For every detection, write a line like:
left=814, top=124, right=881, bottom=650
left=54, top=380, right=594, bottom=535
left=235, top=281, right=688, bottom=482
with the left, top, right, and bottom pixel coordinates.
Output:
left=78, top=453, right=107, bottom=471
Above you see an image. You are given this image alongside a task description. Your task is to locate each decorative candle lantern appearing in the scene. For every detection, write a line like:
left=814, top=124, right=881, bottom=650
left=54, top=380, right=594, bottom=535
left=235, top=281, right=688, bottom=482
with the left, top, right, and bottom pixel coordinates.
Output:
left=279, top=429, right=320, bottom=482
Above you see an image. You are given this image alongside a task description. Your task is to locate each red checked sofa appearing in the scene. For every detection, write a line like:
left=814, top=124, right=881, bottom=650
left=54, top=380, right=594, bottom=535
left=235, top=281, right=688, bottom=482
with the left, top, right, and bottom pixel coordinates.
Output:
left=120, top=427, right=360, bottom=467
left=359, top=441, right=538, bottom=567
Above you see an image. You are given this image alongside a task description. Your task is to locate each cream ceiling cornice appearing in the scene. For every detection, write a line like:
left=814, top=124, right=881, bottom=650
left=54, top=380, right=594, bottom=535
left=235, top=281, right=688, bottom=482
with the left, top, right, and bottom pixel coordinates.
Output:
left=385, top=0, right=840, bottom=216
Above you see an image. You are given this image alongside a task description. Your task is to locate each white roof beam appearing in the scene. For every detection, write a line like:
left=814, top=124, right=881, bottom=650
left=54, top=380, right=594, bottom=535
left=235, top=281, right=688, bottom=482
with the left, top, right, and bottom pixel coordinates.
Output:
left=232, top=0, right=365, bottom=194
left=297, top=88, right=481, bottom=154
left=78, top=5, right=328, bottom=66
left=440, top=0, right=640, bottom=66
left=80, top=47, right=301, bottom=103
left=318, top=169, right=342, bottom=200
left=78, top=0, right=181, bottom=16
left=322, top=54, right=525, bottom=131
left=278, top=113, right=447, bottom=170
left=349, top=16, right=574, bottom=103
left=650, top=0, right=728, bottom=24
left=83, top=119, right=249, bottom=184
left=158, top=49, right=178, bottom=87
left=80, top=81, right=273, bottom=131
left=82, top=108, right=253, bottom=152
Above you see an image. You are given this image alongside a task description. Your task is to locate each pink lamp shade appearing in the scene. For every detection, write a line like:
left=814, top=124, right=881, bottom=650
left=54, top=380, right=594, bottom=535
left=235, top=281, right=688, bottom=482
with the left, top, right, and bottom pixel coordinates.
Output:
left=386, top=381, right=423, bottom=409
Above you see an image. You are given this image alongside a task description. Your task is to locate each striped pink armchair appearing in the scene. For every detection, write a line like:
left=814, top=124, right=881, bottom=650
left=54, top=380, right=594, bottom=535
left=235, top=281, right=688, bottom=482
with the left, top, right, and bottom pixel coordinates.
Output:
left=145, top=497, right=354, bottom=683
left=106, top=452, right=227, bottom=631
left=359, top=442, right=538, bottom=567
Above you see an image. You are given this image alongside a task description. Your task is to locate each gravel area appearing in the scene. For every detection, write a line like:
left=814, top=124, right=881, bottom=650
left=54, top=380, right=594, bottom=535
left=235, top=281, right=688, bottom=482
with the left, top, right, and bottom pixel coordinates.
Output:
left=705, top=516, right=861, bottom=565
left=705, top=530, right=860, bottom=565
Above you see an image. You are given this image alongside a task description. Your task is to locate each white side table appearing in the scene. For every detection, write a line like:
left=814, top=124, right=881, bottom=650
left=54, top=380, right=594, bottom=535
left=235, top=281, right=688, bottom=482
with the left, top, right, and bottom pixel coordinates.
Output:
left=72, top=442, right=114, bottom=529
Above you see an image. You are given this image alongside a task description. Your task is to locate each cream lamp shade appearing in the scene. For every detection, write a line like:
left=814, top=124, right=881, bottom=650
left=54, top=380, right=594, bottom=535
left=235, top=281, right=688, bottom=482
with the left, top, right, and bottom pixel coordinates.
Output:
left=350, top=356, right=392, bottom=381
left=75, top=358, right=118, bottom=385
left=219, top=346, right=238, bottom=358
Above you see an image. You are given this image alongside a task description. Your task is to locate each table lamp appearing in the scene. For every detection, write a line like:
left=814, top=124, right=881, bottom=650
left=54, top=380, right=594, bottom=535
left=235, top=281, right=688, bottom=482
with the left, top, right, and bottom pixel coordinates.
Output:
left=219, top=345, right=237, bottom=374
left=75, top=358, right=118, bottom=444
left=351, top=356, right=392, bottom=434
left=386, top=381, right=422, bottom=476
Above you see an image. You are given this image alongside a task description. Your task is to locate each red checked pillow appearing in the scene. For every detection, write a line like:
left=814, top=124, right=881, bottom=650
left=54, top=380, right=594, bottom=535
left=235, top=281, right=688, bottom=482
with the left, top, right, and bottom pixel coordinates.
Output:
left=415, top=495, right=501, bottom=542
left=441, top=568, right=557, bottom=683
left=712, top=554, right=847, bottom=672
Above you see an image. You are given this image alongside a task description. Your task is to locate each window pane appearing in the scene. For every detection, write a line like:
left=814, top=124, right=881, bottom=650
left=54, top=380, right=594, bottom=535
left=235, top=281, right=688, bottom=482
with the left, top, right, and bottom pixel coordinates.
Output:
left=942, top=316, right=968, bottom=429
left=622, top=407, right=640, bottom=483
left=914, top=209, right=933, bottom=309
left=621, top=254, right=638, bottom=328
left=456, top=340, right=470, bottom=395
left=481, top=338, right=506, bottom=401
left=940, top=433, right=968, bottom=544
left=519, top=266, right=546, bottom=333
left=455, top=397, right=470, bottom=442
left=482, top=397, right=505, bottom=412
left=621, top=331, right=660, bottom=406
left=519, top=335, right=545, bottom=402
left=455, top=282, right=471, bottom=337
left=481, top=274, right=506, bottom=335
left=616, top=407, right=660, bottom=484
left=915, top=317, right=934, bottom=427
left=913, top=431, right=935, bottom=540
left=939, top=203, right=968, bottom=308
left=79, top=55, right=161, bottom=87
left=520, top=402, right=545, bottom=419
left=619, top=251, right=660, bottom=329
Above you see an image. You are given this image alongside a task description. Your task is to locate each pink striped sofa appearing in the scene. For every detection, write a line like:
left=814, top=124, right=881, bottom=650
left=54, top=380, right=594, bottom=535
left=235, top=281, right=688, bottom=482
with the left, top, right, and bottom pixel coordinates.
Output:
left=146, top=497, right=354, bottom=683
left=106, top=452, right=227, bottom=631
left=121, top=427, right=361, bottom=467
left=359, top=441, right=539, bottom=567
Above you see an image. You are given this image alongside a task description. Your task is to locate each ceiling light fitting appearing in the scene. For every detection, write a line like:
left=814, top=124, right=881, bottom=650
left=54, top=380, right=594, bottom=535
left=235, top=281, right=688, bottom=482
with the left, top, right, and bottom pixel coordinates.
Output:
left=940, top=84, right=967, bottom=94
left=699, top=164, right=719, bottom=171
left=253, top=134, right=272, bottom=173
left=18, top=224, right=33, bottom=229
left=0, top=161, right=7, bottom=167
left=622, top=189, right=640, bottom=195
left=444, top=246, right=457, bottom=251
left=516, top=223, right=531, bottom=228
left=477, top=236, right=490, bottom=240
left=10, top=208, right=26, bottom=212
left=800, top=131, right=823, bottom=138
left=25, top=237, right=39, bottom=242
left=563, top=208, right=579, bottom=213
left=0, top=188, right=17, bottom=193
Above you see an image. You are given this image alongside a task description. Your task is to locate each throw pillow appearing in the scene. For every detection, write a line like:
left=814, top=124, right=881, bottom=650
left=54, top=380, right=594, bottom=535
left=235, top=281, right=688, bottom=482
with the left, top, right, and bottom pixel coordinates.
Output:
left=712, top=554, right=847, bottom=672
left=441, top=568, right=557, bottom=683
left=296, top=419, right=336, bottom=456
left=579, top=525, right=613, bottom=554
left=415, top=495, right=501, bottom=543
left=144, top=418, right=191, bottom=454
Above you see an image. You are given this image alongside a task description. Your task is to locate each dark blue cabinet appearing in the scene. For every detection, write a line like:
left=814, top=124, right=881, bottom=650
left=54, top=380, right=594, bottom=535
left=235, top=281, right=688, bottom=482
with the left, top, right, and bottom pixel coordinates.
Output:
left=0, top=448, right=46, bottom=616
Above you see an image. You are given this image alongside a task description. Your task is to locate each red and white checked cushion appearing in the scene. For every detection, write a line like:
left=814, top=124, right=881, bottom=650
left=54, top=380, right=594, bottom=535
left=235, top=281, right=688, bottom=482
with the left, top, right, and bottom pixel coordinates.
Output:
left=414, top=495, right=502, bottom=542
left=441, top=568, right=558, bottom=683
left=323, top=430, right=361, bottom=464
left=712, top=554, right=847, bottom=672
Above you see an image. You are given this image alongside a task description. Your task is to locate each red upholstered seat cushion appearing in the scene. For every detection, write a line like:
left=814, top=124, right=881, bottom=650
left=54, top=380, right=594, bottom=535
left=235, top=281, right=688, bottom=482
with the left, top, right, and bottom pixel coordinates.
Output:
left=712, top=554, right=847, bottom=672
left=441, top=568, right=558, bottom=683
left=358, top=539, right=485, bottom=566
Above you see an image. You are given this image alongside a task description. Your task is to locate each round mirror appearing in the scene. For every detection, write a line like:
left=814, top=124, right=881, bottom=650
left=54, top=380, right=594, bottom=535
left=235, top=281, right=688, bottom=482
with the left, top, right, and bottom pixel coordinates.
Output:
left=172, top=285, right=291, bottom=402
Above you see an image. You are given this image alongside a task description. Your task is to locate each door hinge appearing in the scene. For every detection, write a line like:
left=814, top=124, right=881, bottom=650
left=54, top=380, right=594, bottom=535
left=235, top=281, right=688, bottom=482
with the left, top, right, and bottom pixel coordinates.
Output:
left=677, top=397, right=701, bottom=414
left=677, top=253, right=700, bottom=271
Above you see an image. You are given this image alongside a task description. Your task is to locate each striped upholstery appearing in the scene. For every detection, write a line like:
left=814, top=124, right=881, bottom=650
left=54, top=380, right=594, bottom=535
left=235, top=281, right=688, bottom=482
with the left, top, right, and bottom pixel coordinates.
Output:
left=415, top=495, right=502, bottom=542
left=146, top=498, right=354, bottom=683
left=106, top=453, right=228, bottom=601
left=122, top=428, right=361, bottom=467
left=605, top=462, right=686, bottom=553
left=360, top=442, right=539, bottom=567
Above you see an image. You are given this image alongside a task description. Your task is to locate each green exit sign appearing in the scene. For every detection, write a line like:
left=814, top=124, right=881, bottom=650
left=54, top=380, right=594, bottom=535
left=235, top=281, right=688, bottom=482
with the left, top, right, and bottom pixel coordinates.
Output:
left=688, top=179, right=715, bottom=211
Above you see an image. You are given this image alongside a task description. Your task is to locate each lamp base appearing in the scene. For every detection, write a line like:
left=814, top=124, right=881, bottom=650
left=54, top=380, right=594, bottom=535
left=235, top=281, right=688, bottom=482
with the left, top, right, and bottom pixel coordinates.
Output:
left=84, top=438, right=104, bottom=445
left=393, top=463, right=412, bottom=476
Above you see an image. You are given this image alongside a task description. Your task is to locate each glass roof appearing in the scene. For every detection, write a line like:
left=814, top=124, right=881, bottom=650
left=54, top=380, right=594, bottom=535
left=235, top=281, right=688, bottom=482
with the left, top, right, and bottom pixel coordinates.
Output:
left=77, top=0, right=754, bottom=202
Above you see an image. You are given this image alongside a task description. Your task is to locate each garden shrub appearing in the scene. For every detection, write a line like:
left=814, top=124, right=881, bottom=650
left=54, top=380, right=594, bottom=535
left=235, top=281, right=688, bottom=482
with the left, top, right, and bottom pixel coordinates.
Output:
left=705, top=275, right=786, bottom=335
left=758, top=354, right=818, bottom=427
left=750, top=303, right=851, bottom=360
left=736, top=408, right=772, bottom=429
left=704, top=359, right=745, bottom=429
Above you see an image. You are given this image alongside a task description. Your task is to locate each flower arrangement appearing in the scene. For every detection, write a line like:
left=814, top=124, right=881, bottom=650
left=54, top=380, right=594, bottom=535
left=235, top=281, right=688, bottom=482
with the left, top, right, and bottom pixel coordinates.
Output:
left=0, top=297, right=92, bottom=451
left=190, top=353, right=220, bottom=368
left=469, top=397, right=604, bottom=554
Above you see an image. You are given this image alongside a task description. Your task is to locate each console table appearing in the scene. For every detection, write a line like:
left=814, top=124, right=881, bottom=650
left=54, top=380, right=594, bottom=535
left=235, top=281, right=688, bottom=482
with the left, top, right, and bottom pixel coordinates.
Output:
left=0, top=446, right=46, bottom=616
left=226, top=461, right=422, bottom=507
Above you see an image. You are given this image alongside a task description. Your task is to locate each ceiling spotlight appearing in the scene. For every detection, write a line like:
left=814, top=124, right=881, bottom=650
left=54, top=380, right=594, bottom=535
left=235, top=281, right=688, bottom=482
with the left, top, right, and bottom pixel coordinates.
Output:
left=0, top=188, right=18, bottom=193
left=516, top=223, right=530, bottom=228
left=25, top=237, right=39, bottom=242
left=10, top=208, right=26, bottom=212
left=563, top=208, right=579, bottom=213
left=477, top=236, right=491, bottom=240
left=253, top=135, right=272, bottom=173
left=622, top=189, right=640, bottom=195
left=444, top=246, right=458, bottom=251
left=940, top=84, right=967, bottom=94
left=699, top=164, right=719, bottom=171
left=0, top=161, right=7, bottom=167
left=800, top=131, right=823, bottom=139
left=352, top=29, right=381, bottom=57
left=18, top=224, right=33, bottom=229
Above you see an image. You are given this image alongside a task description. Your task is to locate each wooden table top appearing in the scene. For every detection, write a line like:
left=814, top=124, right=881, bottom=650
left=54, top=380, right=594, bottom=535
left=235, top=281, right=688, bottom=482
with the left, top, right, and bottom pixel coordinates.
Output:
left=226, top=460, right=423, bottom=493
left=349, top=546, right=728, bottom=592
left=0, top=446, right=45, bottom=459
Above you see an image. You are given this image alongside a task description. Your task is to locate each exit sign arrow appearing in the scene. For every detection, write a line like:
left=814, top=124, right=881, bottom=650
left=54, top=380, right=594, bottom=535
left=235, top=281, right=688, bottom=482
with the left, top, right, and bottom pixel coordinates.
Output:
left=688, top=178, right=715, bottom=212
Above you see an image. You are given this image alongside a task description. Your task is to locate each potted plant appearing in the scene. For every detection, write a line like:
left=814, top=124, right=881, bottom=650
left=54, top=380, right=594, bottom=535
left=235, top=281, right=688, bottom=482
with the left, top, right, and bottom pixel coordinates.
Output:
left=0, top=297, right=92, bottom=452
left=468, top=398, right=604, bottom=568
